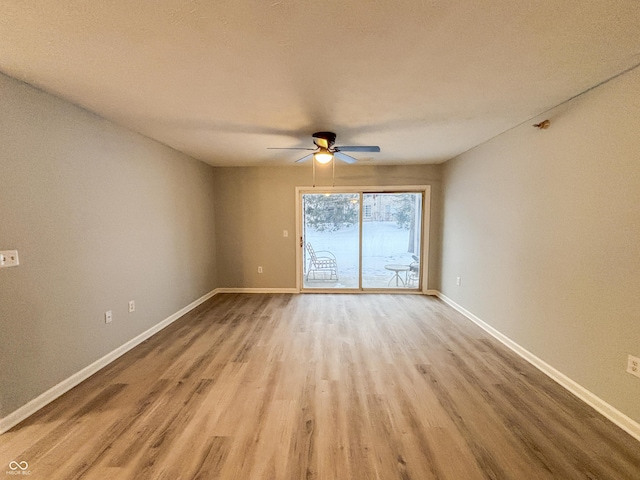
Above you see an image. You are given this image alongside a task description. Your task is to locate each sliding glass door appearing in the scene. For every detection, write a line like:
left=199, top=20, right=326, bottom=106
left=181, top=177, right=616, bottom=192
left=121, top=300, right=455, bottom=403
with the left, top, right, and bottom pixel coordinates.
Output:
left=301, top=193, right=360, bottom=289
left=300, top=189, right=425, bottom=291
left=361, top=193, right=422, bottom=289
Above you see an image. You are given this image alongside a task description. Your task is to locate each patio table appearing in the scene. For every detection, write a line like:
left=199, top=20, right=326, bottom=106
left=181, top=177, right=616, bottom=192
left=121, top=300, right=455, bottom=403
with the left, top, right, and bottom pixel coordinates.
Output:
left=385, top=264, right=411, bottom=287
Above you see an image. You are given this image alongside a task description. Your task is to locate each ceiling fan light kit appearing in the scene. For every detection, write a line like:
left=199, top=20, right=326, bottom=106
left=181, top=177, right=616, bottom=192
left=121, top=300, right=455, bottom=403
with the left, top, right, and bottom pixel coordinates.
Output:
left=314, top=148, right=334, bottom=164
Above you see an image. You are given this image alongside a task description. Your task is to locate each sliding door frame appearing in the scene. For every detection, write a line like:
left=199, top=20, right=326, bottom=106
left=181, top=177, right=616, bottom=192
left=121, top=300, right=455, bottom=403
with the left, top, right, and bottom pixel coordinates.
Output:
left=295, top=185, right=431, bottom=294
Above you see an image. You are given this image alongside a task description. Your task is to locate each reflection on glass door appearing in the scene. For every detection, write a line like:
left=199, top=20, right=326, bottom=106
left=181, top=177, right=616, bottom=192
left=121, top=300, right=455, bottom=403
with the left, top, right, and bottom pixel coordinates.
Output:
left=361, top=193, right=422, bottom=289
left=302, top=193, right=360, bottom=289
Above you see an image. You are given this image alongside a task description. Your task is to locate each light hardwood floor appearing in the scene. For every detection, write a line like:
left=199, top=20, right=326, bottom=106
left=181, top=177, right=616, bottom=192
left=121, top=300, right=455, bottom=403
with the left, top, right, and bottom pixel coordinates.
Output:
left=1, top=294, right=639, bottom=479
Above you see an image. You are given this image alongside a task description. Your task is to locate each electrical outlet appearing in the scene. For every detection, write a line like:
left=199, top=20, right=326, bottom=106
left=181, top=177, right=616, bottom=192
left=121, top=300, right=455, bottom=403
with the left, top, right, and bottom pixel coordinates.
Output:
left=128, top=300, right=135, bottom=313
left=258, top=266, right=263, bottom=274
left=456, top=276, right=461, bottom=286
left=105, top=310, right=113, bottom=324
left=0, top=250, right=19, bottom=268
left=627, top=355, right=640, bottom=379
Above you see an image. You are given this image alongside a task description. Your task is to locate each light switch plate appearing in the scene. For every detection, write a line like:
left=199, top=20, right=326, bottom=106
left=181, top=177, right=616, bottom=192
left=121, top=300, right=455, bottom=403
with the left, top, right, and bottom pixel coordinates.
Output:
left=0, top=250, right=19, bottom=268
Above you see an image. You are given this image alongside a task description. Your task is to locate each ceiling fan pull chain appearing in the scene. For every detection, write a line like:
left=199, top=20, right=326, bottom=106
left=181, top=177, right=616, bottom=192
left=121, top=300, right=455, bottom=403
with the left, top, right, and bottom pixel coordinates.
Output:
left=332, top=157, right=335, bottom=187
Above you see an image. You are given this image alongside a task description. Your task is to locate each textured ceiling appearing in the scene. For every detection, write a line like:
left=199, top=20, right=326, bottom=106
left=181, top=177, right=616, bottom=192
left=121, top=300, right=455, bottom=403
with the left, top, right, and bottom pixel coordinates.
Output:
left=1, top=1, right=640, bottom=166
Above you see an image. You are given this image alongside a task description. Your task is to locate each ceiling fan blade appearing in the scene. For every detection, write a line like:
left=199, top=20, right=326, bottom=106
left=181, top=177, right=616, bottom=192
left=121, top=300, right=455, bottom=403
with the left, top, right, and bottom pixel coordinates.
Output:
left=334, top=152, right=358, bottom=164
left=267, top=147, right=316, bottom=150
left=295, top=153, right=314, bottom=163
left=334, top=145, right=380, bottom=152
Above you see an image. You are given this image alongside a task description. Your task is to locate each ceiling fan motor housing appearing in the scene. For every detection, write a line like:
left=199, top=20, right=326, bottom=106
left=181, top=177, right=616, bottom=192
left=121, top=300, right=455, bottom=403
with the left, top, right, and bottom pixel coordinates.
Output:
left=312, top=131, right=336, bottom=148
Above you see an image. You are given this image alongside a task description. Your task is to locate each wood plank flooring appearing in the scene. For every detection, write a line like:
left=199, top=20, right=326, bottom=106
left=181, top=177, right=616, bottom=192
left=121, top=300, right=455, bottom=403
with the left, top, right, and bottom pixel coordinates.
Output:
left=1, top=293, right=639, bottom=479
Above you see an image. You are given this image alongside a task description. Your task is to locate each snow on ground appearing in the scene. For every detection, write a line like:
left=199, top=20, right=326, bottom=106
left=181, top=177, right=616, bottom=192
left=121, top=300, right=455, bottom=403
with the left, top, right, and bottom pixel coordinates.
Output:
left=304, top=221, right=419, bottom=289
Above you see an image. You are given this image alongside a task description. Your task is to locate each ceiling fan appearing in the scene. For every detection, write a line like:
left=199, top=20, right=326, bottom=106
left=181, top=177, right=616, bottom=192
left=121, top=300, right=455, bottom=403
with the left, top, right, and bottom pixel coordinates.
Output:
left=268, top=131, right=380, bottom=164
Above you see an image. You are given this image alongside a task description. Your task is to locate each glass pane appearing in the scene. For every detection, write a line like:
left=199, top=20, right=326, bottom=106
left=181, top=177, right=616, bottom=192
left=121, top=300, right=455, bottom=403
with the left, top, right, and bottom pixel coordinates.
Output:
left=302, top=193, right=360, bottom=289
left=361, top=193, right=422, bottom=289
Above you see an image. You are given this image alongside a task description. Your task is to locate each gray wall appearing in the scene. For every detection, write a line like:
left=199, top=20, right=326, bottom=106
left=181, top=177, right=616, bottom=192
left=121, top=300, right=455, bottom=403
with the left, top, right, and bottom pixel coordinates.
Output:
left=10, top=55, right=637, bottom=431
left=212, top=164, right=442, bottom=290
left=0, top=73, right=218, bottom=417
left=440, top=68, right=640, bottom=422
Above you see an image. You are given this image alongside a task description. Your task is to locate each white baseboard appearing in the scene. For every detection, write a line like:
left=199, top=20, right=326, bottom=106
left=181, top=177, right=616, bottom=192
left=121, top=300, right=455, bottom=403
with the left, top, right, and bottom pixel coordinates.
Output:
left=0, top=288, right=218, bottom=435
left=435, top=291, right=640, bottom=442
left=215, top=287, right=298, bottom=294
